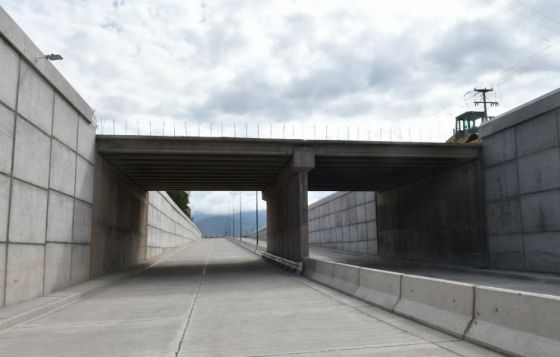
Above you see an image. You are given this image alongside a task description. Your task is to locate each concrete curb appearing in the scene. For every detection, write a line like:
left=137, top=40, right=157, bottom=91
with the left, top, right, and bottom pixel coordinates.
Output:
left=303, top=257, right=560, bottom=357
left=393, top=275, right=474, bottom=337
left=227, top=238, right=302, bottom=273
left=465, top=286, right=560, bottom=357
left=354, top=267, right=402, bottom=311
left=227, top=237, right=264, bottom=256
left=331, top=262, right=360, bottom=295
left=0, top=242, right=195, bottom=332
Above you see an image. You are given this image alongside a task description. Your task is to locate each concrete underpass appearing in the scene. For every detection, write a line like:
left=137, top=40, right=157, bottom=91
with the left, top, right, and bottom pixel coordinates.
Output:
left=3, top=7, right=560, bottom=356
left=0, top=239, right=499, bottom=357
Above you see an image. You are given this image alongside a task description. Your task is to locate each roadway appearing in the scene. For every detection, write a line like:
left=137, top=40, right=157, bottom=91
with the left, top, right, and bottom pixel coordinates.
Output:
left=0, top=239, right=499, bottom=356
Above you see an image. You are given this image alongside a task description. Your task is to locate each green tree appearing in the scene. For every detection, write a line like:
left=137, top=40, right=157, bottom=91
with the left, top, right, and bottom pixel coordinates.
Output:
left=166, top=191, right=191, bottom=219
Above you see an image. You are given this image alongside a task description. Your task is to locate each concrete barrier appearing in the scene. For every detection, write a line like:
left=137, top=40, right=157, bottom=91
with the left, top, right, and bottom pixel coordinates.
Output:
left=354, top=268, right=402, bottom=310
left=393, top=275, right=475, bottom=337
left=466, top=286, right=560, bottom=357
left=330, top=262, right=360, bottom=295
left=303, top=258, right=333, bottom=286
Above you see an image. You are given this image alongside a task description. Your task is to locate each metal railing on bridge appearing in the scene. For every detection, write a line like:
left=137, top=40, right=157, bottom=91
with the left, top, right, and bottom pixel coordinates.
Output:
left=95, top=119, right=451, bottom=143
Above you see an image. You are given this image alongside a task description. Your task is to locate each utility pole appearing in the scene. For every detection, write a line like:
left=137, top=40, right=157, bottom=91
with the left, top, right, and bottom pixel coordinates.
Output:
left=239, top=194, right=242, bottom=240
left=256, top=191, right=259, bottom=248
left=473, top=88, right=499, bottom=122
left=225, top=200, right=229, bottom=237
left=230, top=192, right=236, bottom=238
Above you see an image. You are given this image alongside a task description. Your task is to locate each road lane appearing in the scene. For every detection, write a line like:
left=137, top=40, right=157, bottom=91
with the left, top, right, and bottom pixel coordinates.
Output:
left=0, top=239, right=500, bottom=356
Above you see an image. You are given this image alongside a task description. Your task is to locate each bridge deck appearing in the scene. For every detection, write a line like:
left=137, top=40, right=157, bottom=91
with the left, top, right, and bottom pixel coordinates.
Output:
left=96, top=136, right=481, bottom=191
left=0, top=239, right=498, bottom=356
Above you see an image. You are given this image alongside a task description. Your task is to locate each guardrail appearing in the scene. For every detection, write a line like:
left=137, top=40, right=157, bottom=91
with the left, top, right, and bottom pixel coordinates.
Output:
left=303, top=257, right=560, bottom=357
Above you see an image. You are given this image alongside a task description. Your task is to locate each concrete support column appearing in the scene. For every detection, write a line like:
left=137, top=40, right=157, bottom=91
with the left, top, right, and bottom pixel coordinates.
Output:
left=263, top=150, right=314, bottom=261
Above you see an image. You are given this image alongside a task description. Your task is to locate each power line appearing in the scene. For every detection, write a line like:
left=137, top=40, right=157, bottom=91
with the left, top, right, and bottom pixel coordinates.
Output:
left=503, top=0, right=560, bottom=36
left=513, top=0, right=560, bottom=28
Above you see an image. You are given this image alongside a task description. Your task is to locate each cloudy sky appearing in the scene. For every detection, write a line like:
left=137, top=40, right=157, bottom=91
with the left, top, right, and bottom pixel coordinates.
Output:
left=3, top=0, right=560, bottom=215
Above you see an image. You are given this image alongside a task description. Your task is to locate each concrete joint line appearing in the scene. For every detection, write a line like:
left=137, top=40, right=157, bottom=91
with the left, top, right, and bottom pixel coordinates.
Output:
left=173, top=243, right=212, bottom=357
left=2, top=56, right=22, bottom=307
left=390, top=274, right=403, bottom=312
left=461, top=285, right=477, bottom=339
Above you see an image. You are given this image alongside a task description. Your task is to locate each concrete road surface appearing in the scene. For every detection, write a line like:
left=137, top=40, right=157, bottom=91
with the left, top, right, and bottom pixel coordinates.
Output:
left=0, top=239, right=501, bottom=356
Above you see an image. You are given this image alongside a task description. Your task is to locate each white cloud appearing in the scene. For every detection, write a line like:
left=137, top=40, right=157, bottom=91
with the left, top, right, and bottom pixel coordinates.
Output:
left=4, top=0, right=560, bottom=214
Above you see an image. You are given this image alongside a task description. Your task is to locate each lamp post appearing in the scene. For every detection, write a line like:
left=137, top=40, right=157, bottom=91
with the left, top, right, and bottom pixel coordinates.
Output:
left=256, top=191, right=259, bottom=248
left=230, top=192, right=236, bottom=238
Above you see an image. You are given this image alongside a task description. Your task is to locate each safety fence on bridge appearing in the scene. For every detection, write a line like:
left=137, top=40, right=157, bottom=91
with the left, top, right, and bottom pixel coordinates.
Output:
left=95, top=118, right=452, bottom=143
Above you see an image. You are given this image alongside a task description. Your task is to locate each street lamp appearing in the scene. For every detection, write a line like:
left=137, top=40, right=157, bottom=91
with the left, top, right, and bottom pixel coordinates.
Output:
left=37, top=53, right=63, bottom=61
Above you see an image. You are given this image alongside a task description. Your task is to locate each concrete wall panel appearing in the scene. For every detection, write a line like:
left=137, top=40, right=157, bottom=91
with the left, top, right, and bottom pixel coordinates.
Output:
left=49, top=140, right=76, bottom=196
left=484, top=161, right=518, bottom=201
left=13, top=118, right=50, bottom=188
left=52, top=94, right=78, bottom=149
left=482, top=90, right=560, bottom=273
left=5, top=243, right=45, bottom=305
left=0, top=243, right=4, bottom=306
left=73, top=200, right=92, bottom=243
left=0, top=175, right=9, bottom=242
left=518, top=148, right=560, bottom=194
left=75, top=156, right=94, bottom=203
left=486, top=199, right=521, bottom=235
left=0, top=11, right=98, bottom=307
left=70, top=244, right=90, bottom=285
left=520, top=190, right=560, bottom=233
left=488, top=234, right=525, bottom=270
left=0, top=37, right=19, bottom=110
left=482, top=128, right=516, bottom=167
left=17, top=62, right=53, bottom=134
left=515, top=111, right=558, bottom=157
left=377, top=160, right=488, bottom=267
left=0, top=105, right=15, bottom=175
left=524, top=232, right=560, bottom=273
left=9, top=180, right=47, bottom=244
left=308, top=191, right=377, bottom=256
left=43, top=243, right=71, bottom=294
left=77, top=118, right=95, bottom=163
left=46, top=190, right=74, bottom=243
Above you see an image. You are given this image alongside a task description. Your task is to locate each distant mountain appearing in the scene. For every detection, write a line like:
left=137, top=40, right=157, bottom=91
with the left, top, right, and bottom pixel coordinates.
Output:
left=194, top=210, right=266, bottom=237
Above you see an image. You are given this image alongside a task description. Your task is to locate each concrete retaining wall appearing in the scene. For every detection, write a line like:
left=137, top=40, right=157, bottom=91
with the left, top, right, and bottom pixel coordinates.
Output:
left=0, top=9, right=201, bottom=306
left=308, top=191, right=377, bottom=256
left=91, top=154, right=147, bottom=277
left=0, top=9, right=96, bottom=306
left=304, top=257, right=560, bottom=356
left=147, top=191, right=201, bottom=258
left=92, top=155, right=201, bottom=276
left=480, top=89, right=560, bottom=274
left=376, top=160, right=488, bottom=267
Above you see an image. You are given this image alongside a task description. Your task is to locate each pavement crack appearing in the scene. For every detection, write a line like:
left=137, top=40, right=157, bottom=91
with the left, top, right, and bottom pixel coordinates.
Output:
left=173, top=244, right=213, bottom=357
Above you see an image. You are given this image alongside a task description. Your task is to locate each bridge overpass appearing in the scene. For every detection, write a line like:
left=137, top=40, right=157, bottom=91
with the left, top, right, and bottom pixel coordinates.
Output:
left=97, top=136, right=481, bottom=261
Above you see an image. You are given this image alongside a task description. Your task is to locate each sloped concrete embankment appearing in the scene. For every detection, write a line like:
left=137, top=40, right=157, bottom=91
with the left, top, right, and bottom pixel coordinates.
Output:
left=303, top=258, right=560, bottom=357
